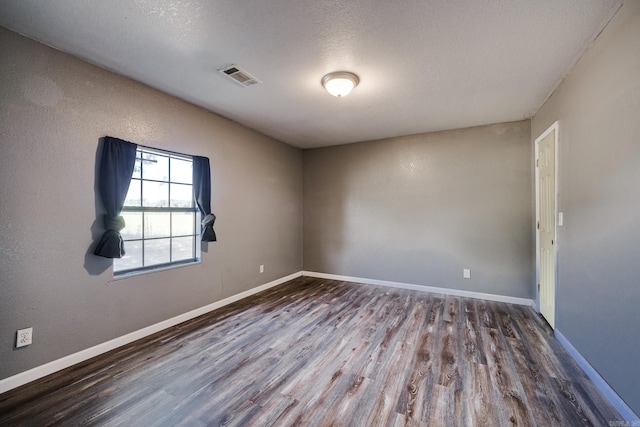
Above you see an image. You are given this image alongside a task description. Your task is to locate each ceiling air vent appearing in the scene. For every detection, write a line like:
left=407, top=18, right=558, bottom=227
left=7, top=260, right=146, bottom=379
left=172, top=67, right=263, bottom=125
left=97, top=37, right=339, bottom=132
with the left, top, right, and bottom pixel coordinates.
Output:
left=218, top=64, right=261, bottom=87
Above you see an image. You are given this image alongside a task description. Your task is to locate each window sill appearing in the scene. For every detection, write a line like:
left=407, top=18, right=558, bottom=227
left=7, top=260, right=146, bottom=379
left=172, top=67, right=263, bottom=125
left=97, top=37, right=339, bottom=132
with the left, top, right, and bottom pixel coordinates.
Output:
left=112, top=259, right=201, bottom=281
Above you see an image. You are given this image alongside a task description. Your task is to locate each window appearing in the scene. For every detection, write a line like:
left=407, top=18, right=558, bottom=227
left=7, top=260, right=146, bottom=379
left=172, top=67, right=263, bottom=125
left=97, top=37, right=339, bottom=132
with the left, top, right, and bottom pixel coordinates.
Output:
left=113, top=147, right=200, bottom=275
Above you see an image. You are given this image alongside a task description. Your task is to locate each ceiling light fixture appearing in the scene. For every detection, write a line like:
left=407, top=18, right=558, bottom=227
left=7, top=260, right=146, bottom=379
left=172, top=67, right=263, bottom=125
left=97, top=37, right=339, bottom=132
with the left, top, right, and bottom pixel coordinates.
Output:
left=321, top=71, right=359, bottom=97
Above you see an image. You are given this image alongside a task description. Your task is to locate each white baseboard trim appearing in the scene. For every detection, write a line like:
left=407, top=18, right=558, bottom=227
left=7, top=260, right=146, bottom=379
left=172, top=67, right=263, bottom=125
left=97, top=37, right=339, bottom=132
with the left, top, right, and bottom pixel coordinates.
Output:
left=0, top=271, right=303, bottom=395
left=302, top=271, right=535, bottom=308
left=7, top=269, right=634, bottom=422
left=555, top=330, right=639, bottom=424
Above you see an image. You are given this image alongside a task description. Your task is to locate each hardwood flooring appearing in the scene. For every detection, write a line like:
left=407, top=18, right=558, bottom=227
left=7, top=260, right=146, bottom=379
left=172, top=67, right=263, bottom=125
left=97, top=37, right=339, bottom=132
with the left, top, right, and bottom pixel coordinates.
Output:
left=0, top=277, right=623, bottom=426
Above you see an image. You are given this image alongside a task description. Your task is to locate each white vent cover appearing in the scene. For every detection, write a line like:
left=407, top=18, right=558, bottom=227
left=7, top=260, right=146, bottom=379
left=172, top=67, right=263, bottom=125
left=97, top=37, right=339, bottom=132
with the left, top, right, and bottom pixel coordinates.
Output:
left=218, top=65, right=261, bottom=87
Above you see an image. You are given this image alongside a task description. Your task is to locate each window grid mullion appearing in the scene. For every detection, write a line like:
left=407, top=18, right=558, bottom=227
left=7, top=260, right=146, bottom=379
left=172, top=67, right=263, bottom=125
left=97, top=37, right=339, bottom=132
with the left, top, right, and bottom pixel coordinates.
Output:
left=141, top=212, right=146, bottom=268
left=123, top=233, right=195, bottom=242
left=140, top=150, right=146, bottom=267
left=122, top=206, right=195, bottom=212
left=168, top=158, right=173, bottom=263
left=193, top=210, right=196, bottom=257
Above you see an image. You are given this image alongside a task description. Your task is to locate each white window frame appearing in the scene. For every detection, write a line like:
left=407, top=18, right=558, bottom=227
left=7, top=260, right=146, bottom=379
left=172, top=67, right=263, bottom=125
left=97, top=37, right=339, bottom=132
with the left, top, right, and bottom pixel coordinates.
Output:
left=114, top=146, right=200, bottom=276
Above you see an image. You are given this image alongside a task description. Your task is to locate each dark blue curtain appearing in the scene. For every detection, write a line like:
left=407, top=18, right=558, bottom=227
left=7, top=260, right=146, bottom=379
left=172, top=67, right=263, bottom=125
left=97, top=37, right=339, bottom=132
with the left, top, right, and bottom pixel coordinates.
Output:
left=94, top=137, right=137, bottom=258
left=193, top=156, right=216, bottom=242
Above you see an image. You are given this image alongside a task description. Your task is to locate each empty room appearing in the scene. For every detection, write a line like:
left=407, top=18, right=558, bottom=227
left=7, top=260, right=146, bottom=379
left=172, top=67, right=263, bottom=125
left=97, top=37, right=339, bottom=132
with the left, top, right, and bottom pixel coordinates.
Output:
left=1, top=1, right=638, bottom=425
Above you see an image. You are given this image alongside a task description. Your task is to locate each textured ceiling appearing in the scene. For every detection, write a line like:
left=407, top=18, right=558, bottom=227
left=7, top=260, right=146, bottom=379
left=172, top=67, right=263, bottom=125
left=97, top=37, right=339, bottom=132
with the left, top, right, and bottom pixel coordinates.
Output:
left=0, top=0, right=622, bottom=148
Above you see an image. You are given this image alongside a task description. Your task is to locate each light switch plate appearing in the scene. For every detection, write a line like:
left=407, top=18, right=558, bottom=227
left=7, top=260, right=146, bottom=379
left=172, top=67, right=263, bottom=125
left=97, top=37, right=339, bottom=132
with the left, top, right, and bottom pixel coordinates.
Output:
left=463, top=269, right=471, bottom=279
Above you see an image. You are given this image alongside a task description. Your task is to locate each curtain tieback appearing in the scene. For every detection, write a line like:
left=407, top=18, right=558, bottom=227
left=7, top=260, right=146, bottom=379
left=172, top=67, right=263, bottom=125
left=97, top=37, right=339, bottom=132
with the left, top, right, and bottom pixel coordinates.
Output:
left=202, top=213, right=216, bottom=227
left=103, top=214, right=126, bottom=231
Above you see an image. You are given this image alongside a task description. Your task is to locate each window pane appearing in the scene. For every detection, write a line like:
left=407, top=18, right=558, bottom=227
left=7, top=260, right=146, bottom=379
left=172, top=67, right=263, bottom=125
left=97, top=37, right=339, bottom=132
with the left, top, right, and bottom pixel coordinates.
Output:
left=132, top=156, right=142, bottom=179
left=171, top=158, right=192, bottom=184
left=114, top=240, right=143, bottom=271
left=142, top=181, right=168, bottom=207
left=124, top=179, right=141, bottom=207
left=121, top=211, right=143, bottom=240
left=170, top=183, right=193, bottom=208
left=172, top=212, right=195, bottom=236
left=172, top=236, right=194, bottom=261
left=142, top=153, right=169, bottom=181
left=144, top=238, right=171, bottom=266
left=144, top=212, right=170, bottom=238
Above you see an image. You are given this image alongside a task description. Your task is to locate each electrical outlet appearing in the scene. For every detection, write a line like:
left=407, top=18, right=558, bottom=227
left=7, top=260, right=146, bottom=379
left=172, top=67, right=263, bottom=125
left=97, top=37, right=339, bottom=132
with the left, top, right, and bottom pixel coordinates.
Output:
left=259, top=264, right=264, bottom=273
left=463, top=269, right=471, bottom=279
left=16, top=327, right=33, bottom=348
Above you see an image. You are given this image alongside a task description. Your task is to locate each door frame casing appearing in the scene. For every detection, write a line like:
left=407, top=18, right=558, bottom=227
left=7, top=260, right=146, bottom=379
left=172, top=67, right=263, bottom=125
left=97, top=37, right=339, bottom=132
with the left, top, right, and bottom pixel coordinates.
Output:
left=534, top=121, right=559, bottom=326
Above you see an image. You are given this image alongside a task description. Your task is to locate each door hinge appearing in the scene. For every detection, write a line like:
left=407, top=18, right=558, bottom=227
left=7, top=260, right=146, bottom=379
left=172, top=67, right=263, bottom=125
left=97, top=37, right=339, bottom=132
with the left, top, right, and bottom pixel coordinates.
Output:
left=537, top=283, right=540, bottom=292
left=537, top=221, right=540, bottom=230
left=536, top=159, right=539, bottom=167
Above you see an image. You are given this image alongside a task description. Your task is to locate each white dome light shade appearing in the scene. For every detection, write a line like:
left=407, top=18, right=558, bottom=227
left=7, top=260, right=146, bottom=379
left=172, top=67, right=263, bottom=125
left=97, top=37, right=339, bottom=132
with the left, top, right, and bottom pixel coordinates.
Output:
left=322, top=72, right=359, bottom=97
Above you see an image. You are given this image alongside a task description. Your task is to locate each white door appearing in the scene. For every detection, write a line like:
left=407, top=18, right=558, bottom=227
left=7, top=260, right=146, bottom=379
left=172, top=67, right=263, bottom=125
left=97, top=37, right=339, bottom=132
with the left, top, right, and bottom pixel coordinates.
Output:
left=536, top=123, right=557, bottom=328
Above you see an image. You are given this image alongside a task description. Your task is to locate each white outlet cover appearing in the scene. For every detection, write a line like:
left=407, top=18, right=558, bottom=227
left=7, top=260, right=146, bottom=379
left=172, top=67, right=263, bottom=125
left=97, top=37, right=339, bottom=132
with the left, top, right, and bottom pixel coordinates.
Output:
left=16, top=327, right=33, bottom=348
left=463, top=269, right=471, bottom=279
left=259, top=265, right=264, bottom=273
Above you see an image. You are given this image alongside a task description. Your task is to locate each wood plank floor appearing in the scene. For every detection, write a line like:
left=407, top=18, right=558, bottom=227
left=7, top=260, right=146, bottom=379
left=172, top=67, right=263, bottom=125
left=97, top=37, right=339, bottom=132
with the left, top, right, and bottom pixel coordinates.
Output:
left=0, top=277, right=624, bottom=426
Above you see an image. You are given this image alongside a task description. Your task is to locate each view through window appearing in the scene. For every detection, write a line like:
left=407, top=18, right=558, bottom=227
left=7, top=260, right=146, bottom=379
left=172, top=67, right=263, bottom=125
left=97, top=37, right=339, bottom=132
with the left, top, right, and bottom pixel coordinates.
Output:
left=114, top=148, right=199, bottom=274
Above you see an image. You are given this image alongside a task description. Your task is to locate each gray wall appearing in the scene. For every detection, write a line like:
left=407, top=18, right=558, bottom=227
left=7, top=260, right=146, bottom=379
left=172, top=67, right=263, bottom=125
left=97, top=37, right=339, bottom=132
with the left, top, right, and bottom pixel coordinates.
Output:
left=532, top=0, right=640, bottom=414
left=0, top=27, right=303, bottom=380
left=303, top=121, right=533, bottom=298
